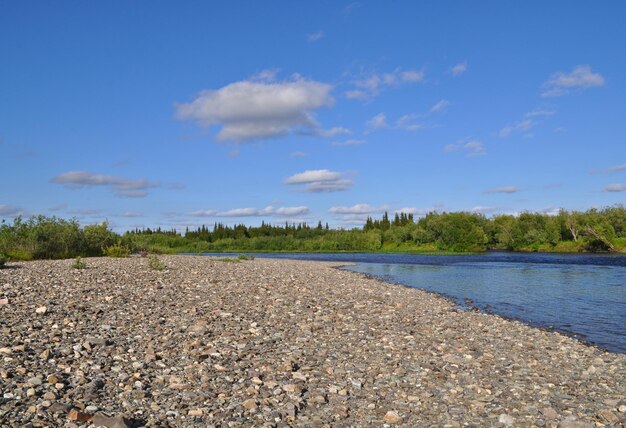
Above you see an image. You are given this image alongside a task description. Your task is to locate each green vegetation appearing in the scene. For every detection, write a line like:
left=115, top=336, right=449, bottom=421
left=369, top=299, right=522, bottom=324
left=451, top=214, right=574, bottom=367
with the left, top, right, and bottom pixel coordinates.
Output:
left=148, top=255, right=166, bottom=271
left=0, top=252, right=7, bottom=267
left=104, top=244, right=131, bottom=258
left=71, top=256, right=87, bottom=269
left=1, top=205, right=625, bottom=260
left=237, top=254, right=255, bottom=261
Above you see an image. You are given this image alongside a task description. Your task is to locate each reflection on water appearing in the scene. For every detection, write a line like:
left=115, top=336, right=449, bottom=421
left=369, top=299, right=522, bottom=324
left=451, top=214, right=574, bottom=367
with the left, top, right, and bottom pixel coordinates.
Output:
left=196, top=251, right=626, bottom=354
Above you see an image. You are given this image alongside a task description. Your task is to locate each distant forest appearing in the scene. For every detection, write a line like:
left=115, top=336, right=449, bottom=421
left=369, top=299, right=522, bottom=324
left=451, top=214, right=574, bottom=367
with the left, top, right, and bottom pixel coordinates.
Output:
left=1, top=206, right=625, bottom=261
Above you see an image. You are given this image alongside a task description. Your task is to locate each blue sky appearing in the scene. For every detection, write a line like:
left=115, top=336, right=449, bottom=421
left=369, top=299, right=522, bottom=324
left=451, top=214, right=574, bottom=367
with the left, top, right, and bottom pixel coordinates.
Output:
left=1, top=1, right=625, bottom=231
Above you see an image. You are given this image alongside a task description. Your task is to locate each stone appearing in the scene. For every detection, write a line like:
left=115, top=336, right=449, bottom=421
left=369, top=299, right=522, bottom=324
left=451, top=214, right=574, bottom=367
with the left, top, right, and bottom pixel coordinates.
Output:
left=188, top=408, right=203, bottom=416
left=27, top=376, right=42, bottom=386
left=243, top=399, right=257, bottom=410
left=68, top=409, right=93, bottom=422
left=92, top=412, right=132, bottom=428
left=598, top=410, right=619, bottom=423
left=383, top=411, right=402, bottom=424
left=498, top=414, right=515, bottom=426
left=541, top=407, right=558, bottom=420
left=35, top=306, right=48, bottom=314
left=42, top=391, right=57, bottom=400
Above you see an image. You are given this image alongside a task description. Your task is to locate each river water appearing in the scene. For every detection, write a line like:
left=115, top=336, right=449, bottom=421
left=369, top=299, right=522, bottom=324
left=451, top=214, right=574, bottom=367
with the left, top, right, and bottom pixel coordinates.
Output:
left=196, top=252, right=626, bottom=354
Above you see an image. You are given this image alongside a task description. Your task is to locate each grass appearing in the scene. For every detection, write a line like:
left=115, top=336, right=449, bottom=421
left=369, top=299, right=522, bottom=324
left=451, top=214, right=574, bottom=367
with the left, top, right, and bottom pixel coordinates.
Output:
left=148, top=255, right=166, bottom=271
left=0, top=253, right=8, bottom=267
left=104, top=244, right=130, bottom=258
left=71, top=256, right=87, bottom=269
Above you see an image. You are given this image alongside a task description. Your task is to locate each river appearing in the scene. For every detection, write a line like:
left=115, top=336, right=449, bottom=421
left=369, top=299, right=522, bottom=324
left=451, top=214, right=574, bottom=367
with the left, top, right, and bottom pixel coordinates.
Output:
left=196, top=252, right=626, bottom=354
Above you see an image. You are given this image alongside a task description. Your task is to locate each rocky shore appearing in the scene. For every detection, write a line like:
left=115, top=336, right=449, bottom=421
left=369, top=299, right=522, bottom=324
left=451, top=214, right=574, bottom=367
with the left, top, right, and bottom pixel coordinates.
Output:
left=1, top=255, right=624, bottom=427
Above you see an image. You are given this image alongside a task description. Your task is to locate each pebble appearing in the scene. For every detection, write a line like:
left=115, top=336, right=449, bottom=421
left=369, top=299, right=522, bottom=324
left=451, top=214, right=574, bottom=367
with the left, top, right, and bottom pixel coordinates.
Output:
left=0, top=256, right=623, bottom=427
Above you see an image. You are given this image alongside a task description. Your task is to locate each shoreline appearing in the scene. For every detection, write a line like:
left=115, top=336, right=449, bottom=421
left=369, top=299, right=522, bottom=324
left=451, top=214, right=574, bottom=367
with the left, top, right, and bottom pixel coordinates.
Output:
left=1, top=255, right=624, bottom=426
left=334, top=265, right=615, bottom=355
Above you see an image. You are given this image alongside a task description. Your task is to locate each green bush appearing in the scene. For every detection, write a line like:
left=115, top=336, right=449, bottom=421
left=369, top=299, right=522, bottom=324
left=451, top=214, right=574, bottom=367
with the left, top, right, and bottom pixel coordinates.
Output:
left=237, top=254, right=254, bottom=261
left=0, top=253, right=8, bottom=267
left=148, top=255, right=166, bottom=271
left=104, top=244, right=130, bottom=258
left=71, top=256, right=87, bottom=269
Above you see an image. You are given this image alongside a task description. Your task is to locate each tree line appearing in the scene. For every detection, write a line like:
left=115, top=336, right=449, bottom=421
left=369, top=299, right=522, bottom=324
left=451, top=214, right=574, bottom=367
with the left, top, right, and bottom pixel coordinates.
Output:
left=1, top=206, right=625, bottom=260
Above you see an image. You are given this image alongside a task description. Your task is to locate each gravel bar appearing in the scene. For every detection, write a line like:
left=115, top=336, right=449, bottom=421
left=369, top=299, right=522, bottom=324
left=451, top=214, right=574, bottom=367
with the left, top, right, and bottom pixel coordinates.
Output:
left=1, top=255, right=625, bottom=427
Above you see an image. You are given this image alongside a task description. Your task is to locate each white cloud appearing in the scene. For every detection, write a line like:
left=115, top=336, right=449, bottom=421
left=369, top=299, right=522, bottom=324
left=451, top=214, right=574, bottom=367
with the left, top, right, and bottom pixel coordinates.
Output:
left=445, top=139, right=485, bottom=157
left=284, top=169, right=353, bottom=192
left=275, top=206, right=310, bottom=216
left=450, top=62, right=467, bottom=76
left=329, top=204, right=384, bottom=214
left=542, top=65, right=604, bottom=97
left=366, top=113, right=387, bottom=130
left=344, top=90, right=369, bottom=100
left=346, top=68, right=425, bottom=100
left=0, top=204, right=24, bottom=216
left=401, top=70, right=425, bottom=82
left=485, top=186, right=518, bottom=194
left=284, top=169, right=342, bottom=184
left=307, top=30, right=325, bottom=41
left=189, top=209, right=216, bottom=217
left=430, top=99, right=450, bottom=112
left=176, top=76, right=336, bottom=141
left=332, top=139, right=366, bottom=146
left=604, top=183, right=626, bottom=192
left=313, top=126, right=350, bottom=137
left=51, top=171, right=159, bottom=198
left=291, top=151, right=307, bottom=157
left=394, top=207, right=417, bottom=215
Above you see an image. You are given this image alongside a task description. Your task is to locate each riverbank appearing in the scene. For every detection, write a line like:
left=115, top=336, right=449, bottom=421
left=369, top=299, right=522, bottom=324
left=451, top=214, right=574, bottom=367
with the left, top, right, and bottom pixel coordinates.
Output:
left=1, top=256, right=624, bottom=427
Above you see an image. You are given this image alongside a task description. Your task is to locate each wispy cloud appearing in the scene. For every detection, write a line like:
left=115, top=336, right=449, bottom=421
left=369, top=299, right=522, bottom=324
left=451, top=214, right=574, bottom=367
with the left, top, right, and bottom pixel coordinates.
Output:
left=542, top=65, right=604, bottom=97
left=444, top=138, right=485, bottom=157
left=117, top=211, right=144, bottom=218
left=332, top=139, right=366, bottom=146
left=470, top=206, right=497, bottom=214
left=604, top=183, right=626, bottom=192
left=176, top=73, right=339, bottom=141
left=592, top=163, right=626, bottom=174
left=51, top=171, right=159, bottom=198
left=190, top=205, right=309, bottom=217
left=345, top=68, right=425, bottom=100
left=450, top=62, right=467, bottom=76
left=499, top=109, right=556, bottom=138
left=430, top=99, right=450, bottom=113
left=366, top=113, right=387, bottom=130
left=307, top=30, right=325, bottom=42
left=329, top=204, right=385, bottom=214
left=395, top=114, right=427, bottom=131
left=291, top=151, right=307, bottom=157
left=485, top=186, right=518, bottom=194
left=0, top=204, right=24, bottom=216
left=284, top=169, right=353, bottom=192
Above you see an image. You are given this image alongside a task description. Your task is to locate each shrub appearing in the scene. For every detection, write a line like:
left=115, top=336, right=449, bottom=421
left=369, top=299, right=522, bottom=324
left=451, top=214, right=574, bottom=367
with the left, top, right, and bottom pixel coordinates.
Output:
left=71, top=256, right=87, bottom=269
left=148, top=255, right=166, bottom=271
left=0, top=253, right=8, bottom=267
left=237, top=254, right=254, bottom=261
left=104, top=244, right=130, bottom=258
